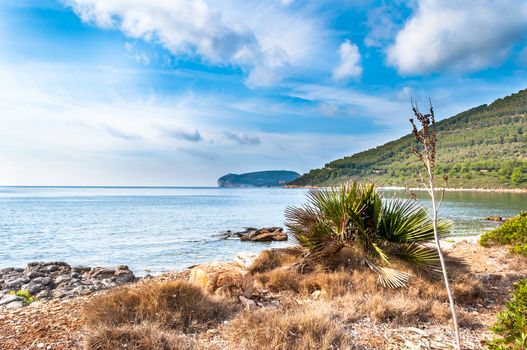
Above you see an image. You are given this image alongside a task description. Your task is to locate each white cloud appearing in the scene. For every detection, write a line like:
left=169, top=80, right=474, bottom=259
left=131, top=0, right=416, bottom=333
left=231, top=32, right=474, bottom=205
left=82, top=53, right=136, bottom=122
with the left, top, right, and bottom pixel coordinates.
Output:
left=397, top=86, right=413, bottom=102
left=64, top=0, right=327, bottom=87
left=331, top=40, right=362, bottom=82
left=387, top=0, right=527, bottom=75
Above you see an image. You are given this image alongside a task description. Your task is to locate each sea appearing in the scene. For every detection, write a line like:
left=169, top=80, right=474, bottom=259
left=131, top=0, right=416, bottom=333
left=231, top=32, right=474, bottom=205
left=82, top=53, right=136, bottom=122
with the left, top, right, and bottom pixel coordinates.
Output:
left=0, top=186, right=525, bottom=275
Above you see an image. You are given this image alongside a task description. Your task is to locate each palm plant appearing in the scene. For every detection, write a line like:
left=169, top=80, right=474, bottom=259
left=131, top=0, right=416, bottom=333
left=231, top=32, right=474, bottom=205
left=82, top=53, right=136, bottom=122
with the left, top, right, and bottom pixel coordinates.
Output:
left=285, top=181, right=450, bottom=288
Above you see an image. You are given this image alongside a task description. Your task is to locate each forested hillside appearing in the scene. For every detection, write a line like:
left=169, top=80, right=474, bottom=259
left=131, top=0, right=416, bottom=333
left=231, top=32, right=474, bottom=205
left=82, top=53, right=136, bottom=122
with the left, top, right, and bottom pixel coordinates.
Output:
left=290, top=89, right=527, bottom=188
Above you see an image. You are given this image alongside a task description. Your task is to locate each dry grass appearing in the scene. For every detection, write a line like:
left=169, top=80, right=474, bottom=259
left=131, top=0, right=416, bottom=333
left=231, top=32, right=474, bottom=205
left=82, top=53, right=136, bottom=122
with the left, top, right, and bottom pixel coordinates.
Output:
left=83, top=280, right=231, bottom=332
left=225, top=303, right=352, bottom=350
left=248, top=247, right=304, bottom=273
left=85, top=323, right=197, bottom=350
left=254, top=263, right=480, bottom=328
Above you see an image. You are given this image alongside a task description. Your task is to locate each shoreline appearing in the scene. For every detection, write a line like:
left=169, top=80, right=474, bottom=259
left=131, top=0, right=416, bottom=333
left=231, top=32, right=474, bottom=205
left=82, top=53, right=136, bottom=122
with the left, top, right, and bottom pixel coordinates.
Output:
left=285, top=185, right=527, bottom=193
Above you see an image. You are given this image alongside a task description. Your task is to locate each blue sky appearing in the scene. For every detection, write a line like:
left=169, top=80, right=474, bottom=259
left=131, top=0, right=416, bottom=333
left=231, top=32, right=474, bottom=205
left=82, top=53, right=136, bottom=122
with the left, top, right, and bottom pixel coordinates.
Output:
left=1, top=0, right=526, bottom=186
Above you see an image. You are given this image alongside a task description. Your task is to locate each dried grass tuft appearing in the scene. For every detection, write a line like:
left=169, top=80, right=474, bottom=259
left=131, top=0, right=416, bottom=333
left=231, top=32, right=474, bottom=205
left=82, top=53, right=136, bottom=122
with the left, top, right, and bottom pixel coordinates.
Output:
left=248, top=248, right=304, bottom=273
left=226, top=303, right=352, bottom=350
left=84, top=323, right=197, bottom=350
left=83, top=280, right=231, bottom=332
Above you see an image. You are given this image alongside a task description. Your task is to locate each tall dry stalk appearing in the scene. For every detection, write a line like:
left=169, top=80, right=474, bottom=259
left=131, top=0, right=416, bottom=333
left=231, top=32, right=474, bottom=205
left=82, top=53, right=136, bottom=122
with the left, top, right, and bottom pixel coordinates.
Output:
left=409, top=100, right=461, bottom=350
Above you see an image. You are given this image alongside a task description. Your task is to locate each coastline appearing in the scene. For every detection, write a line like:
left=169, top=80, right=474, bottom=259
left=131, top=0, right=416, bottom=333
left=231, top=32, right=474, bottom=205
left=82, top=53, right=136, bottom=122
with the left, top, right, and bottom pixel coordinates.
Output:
left=284, top=184, right=527, bottom=193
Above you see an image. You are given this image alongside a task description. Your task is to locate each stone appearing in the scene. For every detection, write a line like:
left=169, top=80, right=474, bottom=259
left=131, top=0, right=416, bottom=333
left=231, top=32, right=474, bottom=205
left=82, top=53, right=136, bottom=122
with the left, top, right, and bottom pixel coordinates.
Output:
left=4, top=277, right=30, bottom=289
left=40, top=277, right=52, bottom=286
left=54, top=275, right=71, bottom=285
left=89, top=268, right=116, bottom=279
left=189, top=262, right=254, bottom=298
left=114, top=266, right=135, bottom=283
left=72, top=266, right=91, bottom=274
left=22, top=283, right=41, bottom=295
left=44, top=265, right=59, bottom=273
left=0, top=294, right=22, bottom=306
left=250, top=230, right=288, bottom=242
left=4, top=300, right=23, bottom=309
left=486, top=215, right=503, bottom=222
left=27, top=271, right=45, bottom=279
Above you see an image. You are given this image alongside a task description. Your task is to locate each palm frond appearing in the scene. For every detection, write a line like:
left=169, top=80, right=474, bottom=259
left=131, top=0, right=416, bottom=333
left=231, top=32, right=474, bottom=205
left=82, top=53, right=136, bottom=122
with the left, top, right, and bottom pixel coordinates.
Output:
left=365, top=259, right=411, bottom=288
left=391, top=243, right=440, bottom=268
left=379, top=198, right=451, bottom=243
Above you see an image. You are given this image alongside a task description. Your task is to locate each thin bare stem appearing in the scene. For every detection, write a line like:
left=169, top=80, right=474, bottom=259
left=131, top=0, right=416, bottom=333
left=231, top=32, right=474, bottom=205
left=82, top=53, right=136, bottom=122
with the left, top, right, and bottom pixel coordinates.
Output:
left=409, top=100, right=461, bottom=350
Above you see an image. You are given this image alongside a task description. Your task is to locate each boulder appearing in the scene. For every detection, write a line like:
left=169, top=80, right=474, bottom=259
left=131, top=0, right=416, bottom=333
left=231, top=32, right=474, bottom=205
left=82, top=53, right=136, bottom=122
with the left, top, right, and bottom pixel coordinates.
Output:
left=223, top=227, right=288, bottom=242
left=486, top=215, right=503, bottom=222
left=250, top=229, right=288, bottom=242
left=188, top=262, right=254, bottom=298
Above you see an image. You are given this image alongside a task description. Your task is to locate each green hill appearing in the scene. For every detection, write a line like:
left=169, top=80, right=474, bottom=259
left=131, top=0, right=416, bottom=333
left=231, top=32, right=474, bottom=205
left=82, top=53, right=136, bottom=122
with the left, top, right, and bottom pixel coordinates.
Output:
left=290, top=89, right=527, bottom=189
left=218, top=170, right=300, bottom=188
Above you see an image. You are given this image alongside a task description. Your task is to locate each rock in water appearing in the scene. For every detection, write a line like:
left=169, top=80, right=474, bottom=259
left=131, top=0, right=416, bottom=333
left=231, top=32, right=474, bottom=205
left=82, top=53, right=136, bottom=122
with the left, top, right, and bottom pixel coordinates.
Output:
left=224, top=227, right=288, bottom=242
left=188, top=262, right=254, bottom=298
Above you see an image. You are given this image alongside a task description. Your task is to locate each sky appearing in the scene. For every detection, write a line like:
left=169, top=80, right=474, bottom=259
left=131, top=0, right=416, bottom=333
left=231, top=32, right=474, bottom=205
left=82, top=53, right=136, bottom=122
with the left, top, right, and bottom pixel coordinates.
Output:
left=1, top=0, right=526, bottom=186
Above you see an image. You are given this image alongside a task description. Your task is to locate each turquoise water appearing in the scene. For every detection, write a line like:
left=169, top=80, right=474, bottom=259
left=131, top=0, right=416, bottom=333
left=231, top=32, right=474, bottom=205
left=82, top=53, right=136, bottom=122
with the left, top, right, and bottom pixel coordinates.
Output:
left=0, top=187, right=525, bottom=274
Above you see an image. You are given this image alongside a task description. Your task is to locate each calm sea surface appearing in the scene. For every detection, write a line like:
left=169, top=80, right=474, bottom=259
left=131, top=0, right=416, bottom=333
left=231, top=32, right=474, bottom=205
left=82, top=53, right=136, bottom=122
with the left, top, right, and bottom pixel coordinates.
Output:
left=0, top=187, right=525, bottom=274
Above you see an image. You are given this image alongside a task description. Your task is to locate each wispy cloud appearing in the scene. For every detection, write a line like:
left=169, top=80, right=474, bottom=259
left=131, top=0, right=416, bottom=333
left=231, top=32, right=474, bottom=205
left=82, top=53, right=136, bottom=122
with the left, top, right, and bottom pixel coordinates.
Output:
left=160, top=127, right=202, bottom=142
left=102, top=125, right=141, bottom=140
left=223, top=131, right=261, bottom=145
left=178, top=148, right=218, bottom=160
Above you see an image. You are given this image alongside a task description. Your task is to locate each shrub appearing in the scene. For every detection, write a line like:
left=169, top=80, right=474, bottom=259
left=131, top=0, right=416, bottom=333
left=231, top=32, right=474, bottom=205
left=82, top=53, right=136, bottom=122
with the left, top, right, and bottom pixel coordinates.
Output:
left=486, top=279, right=527, bottom=349
left=83, top=280, right=231, bottom=332
left=85, top=324, right=197, bottom=350
left=480, top=212, right=527, bottom=256
left=9, top=290, right=34, bottom=305
left=285, top=181, right=451, bottom=287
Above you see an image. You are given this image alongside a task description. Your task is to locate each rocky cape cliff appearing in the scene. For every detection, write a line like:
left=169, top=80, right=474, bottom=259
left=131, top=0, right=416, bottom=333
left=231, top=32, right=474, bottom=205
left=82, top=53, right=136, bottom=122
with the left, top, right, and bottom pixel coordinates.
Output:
left=218, top=170, right=300, bottom=188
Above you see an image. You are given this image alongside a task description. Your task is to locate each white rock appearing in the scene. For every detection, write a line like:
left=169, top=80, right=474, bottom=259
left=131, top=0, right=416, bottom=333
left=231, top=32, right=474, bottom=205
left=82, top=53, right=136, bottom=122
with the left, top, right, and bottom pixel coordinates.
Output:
left=239, top=295, right=257, bottom=310
left=0, top=294, right=22, bottom=306
left=234, top=252, right=258, bottom=270
left=4, top=300, right=23, bottom=309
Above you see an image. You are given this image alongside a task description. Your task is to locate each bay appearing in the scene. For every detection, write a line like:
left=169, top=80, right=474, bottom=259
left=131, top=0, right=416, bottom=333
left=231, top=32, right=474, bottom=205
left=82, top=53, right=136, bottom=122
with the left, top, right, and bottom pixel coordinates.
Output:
left=0, top=186, right=524, bottom=274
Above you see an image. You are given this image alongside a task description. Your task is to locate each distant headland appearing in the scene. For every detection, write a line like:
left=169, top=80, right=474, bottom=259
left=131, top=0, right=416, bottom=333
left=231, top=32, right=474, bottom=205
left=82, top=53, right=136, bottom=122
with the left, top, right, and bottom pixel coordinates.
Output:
left=218, top=170, right=300, bottom=188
